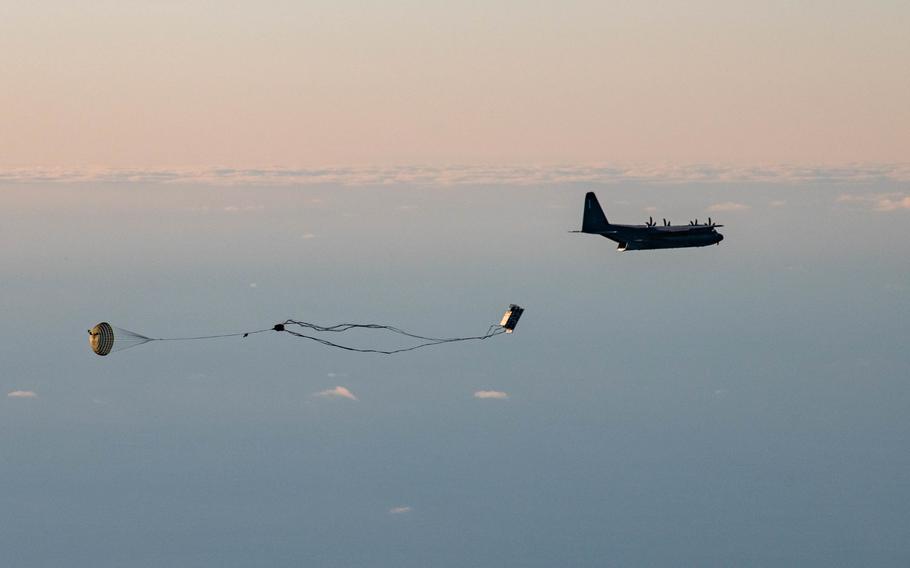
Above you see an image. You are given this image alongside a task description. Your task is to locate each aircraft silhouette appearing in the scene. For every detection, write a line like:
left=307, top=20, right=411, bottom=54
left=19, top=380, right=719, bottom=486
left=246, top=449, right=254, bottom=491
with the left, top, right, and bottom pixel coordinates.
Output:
left=574, top=192, right=724, bottom=251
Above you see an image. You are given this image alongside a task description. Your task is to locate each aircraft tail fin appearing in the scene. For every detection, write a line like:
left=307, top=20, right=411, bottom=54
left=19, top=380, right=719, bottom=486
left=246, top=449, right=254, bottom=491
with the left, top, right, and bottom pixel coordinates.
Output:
left=582, top=192, right=610, bottom=233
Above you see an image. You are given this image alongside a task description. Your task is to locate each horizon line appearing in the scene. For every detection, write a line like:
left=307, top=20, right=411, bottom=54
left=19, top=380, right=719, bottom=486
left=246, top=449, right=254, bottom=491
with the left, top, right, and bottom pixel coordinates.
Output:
left=2, top=162, right=908, bottom=186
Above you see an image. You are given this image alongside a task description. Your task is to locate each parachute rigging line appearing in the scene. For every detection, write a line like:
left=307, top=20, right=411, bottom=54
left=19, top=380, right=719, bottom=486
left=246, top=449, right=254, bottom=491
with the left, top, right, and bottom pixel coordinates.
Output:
left=88, top=304, right=524, bottom=357
left=278, top=320, right=508, bottom=354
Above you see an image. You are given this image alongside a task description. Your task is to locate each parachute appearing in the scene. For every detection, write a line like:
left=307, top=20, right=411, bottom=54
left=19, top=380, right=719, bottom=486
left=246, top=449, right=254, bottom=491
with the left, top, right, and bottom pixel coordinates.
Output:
left=88, top=322, right=154, bottom=356
left=88, top=304, right=524, bottom=357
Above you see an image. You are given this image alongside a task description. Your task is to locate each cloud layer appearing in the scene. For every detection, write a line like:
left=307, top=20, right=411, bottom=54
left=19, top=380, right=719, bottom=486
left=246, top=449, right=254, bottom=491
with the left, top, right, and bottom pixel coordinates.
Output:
left=1, top=163, right=908, bottom=187
left=313, top=386, right=358, bottom=401
left=388, top=506, right=412, bottom=515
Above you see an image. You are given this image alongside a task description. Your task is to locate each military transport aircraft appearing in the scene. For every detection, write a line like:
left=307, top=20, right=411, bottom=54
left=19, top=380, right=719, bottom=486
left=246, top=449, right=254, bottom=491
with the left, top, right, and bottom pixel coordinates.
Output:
left=574, top=192, right=724, bottom=251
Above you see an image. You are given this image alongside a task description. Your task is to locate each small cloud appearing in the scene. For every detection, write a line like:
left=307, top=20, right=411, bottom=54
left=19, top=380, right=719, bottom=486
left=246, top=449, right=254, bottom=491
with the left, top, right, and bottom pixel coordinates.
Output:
left=389, top=506, right=412, bottom=515
left=223, top=205, right=264, bottom=213
left=474, top=390, right=508, bottom=400
left=249, top=282, right=258, bottom=288
left=837, top=192, right=910, bottom=211
left=707, top=202, right=750, bottom=212
left=770, top=200, right=786, bottom=207
left=644, top=206, right=658, bottom=213
left=314, top=386, right=357, bottom=401
left=301, top=233, right=317, bottom=240
left=7, top=390, right=37, bottom=399
left=874, top=195, right=910, bottom=211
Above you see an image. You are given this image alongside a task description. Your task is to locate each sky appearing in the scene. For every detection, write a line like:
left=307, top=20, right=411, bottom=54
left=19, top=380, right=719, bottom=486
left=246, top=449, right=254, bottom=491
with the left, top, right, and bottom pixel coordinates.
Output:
left=3, top=1, right=910, bottom=566
left=2, top=0, right=909, bottom=167
left=3, top=179, right=910, bottom=566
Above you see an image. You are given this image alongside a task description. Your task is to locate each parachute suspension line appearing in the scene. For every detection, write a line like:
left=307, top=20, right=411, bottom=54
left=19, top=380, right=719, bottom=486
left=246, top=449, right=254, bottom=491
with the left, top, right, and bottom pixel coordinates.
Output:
left=281, top=320, right=496, bottom=343
left=277, top=322, right=507, bottom=355
left=109, top=326, right=154, bottom=353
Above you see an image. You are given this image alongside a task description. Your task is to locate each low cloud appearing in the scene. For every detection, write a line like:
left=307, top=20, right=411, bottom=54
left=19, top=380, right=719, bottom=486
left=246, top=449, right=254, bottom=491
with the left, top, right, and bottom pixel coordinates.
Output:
left=874, top=195, right=910, bottom=211
left=474, top=390, right=508, bottom=400
left=7, top=390, right=37, bottom=398
left=837, top=192, right=910, bottom=211
left=770, top=200, right=787, bottom=207
left=389, top=506, right=412, bottom=515
left=223, top=205, right=264, bottom=213
left=301, top=233, right=317, bottom=240
left=314, top=386, right=358, bottom=401
left=707, top=202, right=750, bottom=212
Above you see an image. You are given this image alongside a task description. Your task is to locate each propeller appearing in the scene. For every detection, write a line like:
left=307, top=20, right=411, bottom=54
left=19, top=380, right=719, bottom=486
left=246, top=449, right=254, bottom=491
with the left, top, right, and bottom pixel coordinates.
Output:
left=646, top=216, right=655, bottom=227
left=662, top=218, right=667, bottom=226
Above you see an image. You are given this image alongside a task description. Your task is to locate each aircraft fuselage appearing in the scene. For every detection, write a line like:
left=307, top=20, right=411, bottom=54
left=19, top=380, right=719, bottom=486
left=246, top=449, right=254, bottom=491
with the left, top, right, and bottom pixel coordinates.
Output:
left=594, top=224, right=723, bottom=251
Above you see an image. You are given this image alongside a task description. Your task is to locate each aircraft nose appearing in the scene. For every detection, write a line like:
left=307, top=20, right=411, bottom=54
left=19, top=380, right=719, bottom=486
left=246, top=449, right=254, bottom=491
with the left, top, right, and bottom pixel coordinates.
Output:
left=717, top=234, right=724, bottom=243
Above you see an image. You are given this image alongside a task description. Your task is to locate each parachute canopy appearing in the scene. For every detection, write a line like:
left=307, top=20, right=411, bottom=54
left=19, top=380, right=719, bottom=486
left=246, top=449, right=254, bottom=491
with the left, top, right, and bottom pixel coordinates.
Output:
left=88, top=322, right=152, bottom=356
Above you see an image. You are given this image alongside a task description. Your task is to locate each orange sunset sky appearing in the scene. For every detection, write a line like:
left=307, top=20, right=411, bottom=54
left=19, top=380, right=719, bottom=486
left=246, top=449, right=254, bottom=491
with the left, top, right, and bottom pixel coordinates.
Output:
left=2, top=1, right=907, bottom=167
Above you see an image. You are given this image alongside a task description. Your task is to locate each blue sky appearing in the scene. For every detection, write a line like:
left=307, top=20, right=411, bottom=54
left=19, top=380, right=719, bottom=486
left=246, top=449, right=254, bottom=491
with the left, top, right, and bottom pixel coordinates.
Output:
left=2, top=178, right=909, bottom=566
